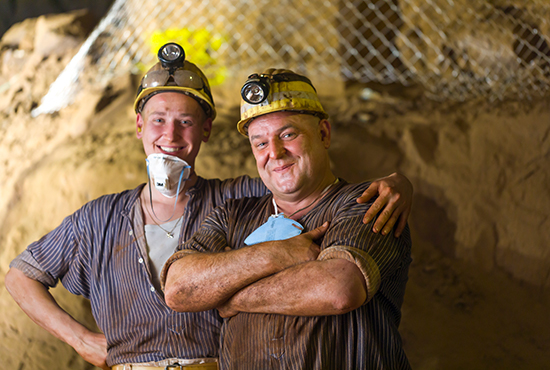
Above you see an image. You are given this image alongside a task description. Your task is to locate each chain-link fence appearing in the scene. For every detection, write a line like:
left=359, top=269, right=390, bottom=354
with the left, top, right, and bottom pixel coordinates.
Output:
left=32, top=0, right=550, bottom=116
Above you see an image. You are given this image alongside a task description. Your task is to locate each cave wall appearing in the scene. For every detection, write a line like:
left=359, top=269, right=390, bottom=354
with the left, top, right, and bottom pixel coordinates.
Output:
left=0, top=6, right=549, bottom=370
left=0, top=0, right=113, bottom=37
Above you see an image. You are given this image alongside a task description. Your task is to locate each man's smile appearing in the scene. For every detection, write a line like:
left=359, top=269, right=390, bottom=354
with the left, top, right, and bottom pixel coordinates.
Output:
left=158, top=145, right=184, bottom=154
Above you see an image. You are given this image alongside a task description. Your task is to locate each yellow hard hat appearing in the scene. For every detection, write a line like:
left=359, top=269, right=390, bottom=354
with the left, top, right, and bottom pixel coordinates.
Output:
left=134, top=43, right=216, bottom=119
left=237, top=68, right=328, bottom=136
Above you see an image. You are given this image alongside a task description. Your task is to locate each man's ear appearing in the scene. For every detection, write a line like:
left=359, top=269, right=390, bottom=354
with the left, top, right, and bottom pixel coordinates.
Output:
left=319, top=119, right=331, bottom=149
left=136, top=113, right=144, bottom=139
left=202, top=117, right=213, bottom=142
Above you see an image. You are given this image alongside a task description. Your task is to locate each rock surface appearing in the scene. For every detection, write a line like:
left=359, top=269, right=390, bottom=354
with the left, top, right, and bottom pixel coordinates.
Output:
left=1, top=9, right=550, bottom=370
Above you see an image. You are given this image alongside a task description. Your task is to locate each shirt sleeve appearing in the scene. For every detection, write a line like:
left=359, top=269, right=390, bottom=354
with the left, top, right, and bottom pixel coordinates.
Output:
left=318, top=182, right=411, bottom=304
left=318, top=245, right=381, bottom=303
left=9, top=250, right=57, bottom=287
left=9, top=205, right=94, bottom=298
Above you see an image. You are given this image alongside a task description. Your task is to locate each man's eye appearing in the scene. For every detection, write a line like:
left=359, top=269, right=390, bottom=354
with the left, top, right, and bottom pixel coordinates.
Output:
left=255, top=142, right=267, bottom=148
left=282, top=132, right=296, bottom=139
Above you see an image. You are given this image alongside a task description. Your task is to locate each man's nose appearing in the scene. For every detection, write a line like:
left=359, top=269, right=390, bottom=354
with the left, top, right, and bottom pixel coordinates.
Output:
left=268, top=140, right=285, bottom=159
left=164, top=121, right=181, bottom=140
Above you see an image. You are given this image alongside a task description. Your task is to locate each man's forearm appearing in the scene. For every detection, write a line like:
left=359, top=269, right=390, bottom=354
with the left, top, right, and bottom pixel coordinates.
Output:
left=218, top=258, right=367, bottom=317
left=164, top=229, right=325, bottom=312
left=164, top=223, right=326, bottom=312
left=4, top=268, right=107, bottom=366
left=164, top=247, right=282, bottom=312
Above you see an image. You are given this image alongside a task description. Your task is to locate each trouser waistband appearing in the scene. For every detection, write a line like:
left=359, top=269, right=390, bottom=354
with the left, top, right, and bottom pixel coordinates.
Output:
left=112, top=361, right=218, bottom=370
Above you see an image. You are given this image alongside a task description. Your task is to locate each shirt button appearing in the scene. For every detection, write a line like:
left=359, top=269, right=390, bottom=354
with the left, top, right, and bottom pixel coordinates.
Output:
left=150, top=286, right=155, bottom=292
left=129, top=230, right=133, bottom=236
left=138, top=258, right=144, bottom=264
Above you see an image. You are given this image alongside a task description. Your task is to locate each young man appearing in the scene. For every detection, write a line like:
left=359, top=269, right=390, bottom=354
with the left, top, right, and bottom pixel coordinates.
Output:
left=6, top=45, right=411, bottom=369
left=163, top=69, right=412, bottom=369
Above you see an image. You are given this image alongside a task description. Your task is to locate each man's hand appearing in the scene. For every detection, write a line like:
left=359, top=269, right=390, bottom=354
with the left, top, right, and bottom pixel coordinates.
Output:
left=267, top=221, right=328, bottom=271
left=357, top=172, right=413, bottom=237
left=217, top=299, right=239, bottom=319
left=72, top=331, right=109, bottom=370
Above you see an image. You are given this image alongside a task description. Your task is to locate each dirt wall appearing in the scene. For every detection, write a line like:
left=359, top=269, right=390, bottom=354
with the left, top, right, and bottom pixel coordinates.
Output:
left=1, top=9, right=549, bottom=370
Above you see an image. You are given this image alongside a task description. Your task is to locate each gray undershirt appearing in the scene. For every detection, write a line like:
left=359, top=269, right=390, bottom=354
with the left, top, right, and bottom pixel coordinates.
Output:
left=144, top=217, right=183, bottom=293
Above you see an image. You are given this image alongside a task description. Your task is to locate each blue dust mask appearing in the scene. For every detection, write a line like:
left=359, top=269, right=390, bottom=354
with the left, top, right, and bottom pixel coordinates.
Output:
left=244, top=199, right=304, bottom=246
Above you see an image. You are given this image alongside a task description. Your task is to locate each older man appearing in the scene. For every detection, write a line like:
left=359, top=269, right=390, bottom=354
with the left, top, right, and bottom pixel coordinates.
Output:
left=5, top=46, right=411, bottom=370
left=163, top=69, right=412, bottom=369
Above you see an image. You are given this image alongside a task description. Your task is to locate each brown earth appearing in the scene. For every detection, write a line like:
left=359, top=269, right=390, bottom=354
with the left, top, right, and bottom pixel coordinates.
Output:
left=1, top=9, right=550, bottom=370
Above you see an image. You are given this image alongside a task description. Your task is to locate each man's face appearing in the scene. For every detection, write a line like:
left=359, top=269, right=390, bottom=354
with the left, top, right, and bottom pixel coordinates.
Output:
left=248, top=112, right=331, bottom=201
left=136, top=92, right=212, bottom=169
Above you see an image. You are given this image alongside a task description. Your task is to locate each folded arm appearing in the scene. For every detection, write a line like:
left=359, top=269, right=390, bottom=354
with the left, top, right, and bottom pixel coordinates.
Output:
left=163, top=224, right=327, bottom=312
left=166, top=181, right=410, bottom=318
left=217, top=257, right=367, bottom=318
left=218, top=194, right=410, bottom=318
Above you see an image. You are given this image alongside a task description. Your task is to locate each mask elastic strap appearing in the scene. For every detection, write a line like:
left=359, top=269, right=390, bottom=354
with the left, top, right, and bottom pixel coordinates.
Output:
left=272, top=197, right=280, bottom=216
left=146, top=164, right=190, bottom=223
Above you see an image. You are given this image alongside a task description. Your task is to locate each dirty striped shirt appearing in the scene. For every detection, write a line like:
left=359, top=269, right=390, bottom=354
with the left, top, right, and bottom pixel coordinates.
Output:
left=9, top=176, right=266, bottom=366
left=173, top=179, right=412, bottom=370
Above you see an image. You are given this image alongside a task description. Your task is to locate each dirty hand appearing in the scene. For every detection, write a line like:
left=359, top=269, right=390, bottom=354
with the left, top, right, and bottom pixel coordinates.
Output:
left=357, top=173, right=412, bottom=237
left=217, top=299, right=239, bottom=319
left=262, top=221, right=329, bottom=271
left=73, top=331, right=109, bottom=370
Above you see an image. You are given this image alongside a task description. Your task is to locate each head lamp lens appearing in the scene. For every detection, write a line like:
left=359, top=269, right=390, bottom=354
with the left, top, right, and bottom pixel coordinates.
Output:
left=158, top=43, right=185, bottom=69
left=161, top=45, right=182, bottom=61
left=242, top=84, right=266, bottom=104
left=241, top=76, right=270, bottom=104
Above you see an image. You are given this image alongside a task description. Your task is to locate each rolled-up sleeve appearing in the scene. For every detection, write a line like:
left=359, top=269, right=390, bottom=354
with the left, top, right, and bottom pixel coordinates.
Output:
left=317, top=182, right=411, bottom=306
left=8, top=212, right=83, bottom=292
left=318, top=245, right=381, bottom=304
left=10, top=250, right=57, bottom=287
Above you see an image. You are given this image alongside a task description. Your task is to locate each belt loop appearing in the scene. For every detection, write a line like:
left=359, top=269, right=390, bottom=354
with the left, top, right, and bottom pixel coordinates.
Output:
left=124, top=365, right=132, bottom=370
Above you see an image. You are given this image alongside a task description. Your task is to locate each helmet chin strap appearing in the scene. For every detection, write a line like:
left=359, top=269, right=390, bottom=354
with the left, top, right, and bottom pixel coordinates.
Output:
left=146, top=165, right=186, bottom=223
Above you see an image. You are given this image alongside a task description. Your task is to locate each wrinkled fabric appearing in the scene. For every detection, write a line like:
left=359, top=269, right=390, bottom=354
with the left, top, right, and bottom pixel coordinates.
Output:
left=174, top=180, right=412, bottom=370
left=10, top=176, right=268, bottom=366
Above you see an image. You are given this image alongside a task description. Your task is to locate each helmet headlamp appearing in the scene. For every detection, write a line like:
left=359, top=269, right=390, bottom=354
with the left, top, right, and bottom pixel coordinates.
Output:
left=158, top=43, right=185, bottom=70
left=134, top=43, right=216, bottom=118
left=241, top=74, right=271, bottom=104
left=237, top=69, right=328, bottom=136
left=240, top=72, right=317, bottom=105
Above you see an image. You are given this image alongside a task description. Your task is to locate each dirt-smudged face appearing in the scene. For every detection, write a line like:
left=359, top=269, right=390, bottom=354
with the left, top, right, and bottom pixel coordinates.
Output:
left=248, top=111, right=332, bottom=203
left=136, top=92, right=212, bottom=172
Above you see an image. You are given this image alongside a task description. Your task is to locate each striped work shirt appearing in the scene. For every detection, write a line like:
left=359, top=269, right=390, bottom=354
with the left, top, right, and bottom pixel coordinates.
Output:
left=9, top=176, right=266, bottom=366
left=172, top=179, right=412, bottom=370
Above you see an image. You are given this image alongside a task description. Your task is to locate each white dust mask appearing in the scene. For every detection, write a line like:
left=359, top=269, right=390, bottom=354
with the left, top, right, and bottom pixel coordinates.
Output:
left=146, top=153, right=191, bottom=198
